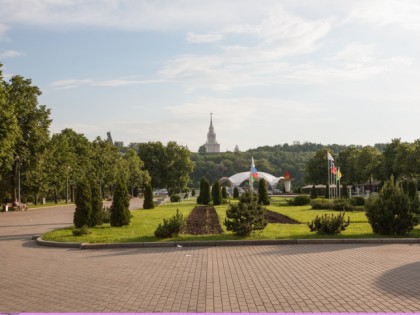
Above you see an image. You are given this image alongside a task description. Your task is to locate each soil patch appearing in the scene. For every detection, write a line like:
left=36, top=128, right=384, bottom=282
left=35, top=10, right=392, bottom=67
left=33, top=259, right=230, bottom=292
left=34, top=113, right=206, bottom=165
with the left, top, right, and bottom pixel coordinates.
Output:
left=184, top=206, right=223, bottom=235
left=264, top=210, right=300, bottom=224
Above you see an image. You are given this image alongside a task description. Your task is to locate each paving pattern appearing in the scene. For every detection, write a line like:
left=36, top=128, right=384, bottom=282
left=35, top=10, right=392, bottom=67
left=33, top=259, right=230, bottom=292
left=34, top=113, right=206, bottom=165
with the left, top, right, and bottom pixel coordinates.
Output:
left=1, top=202, right=420, bottom=313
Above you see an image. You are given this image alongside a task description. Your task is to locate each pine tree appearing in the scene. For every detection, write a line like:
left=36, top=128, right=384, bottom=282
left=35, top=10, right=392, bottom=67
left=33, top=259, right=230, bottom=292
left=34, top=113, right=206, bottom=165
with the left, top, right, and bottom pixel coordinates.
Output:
left=224, top=192, right=267, bottom=236
left=110, top=177, right=131, bottom=227
left=258, top=178, right=270, bottom=205
left=89, top=179, right=103, bottom=226
left=222, top=186, right=228, bottom=199
left=233, top=186, right=239, bottom=199
left=212, top=180, right=222, bottom=205
left=366, top=176, right=419, bottom=235
left=143, top=185, right=155, bottom=209
left=73, top=179, right=92, bottom=228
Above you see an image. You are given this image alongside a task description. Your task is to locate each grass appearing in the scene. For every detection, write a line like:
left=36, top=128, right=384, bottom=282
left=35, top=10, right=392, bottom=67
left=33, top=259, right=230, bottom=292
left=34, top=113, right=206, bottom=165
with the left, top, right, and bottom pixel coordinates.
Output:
left=42, top=197, right=420, bottom=243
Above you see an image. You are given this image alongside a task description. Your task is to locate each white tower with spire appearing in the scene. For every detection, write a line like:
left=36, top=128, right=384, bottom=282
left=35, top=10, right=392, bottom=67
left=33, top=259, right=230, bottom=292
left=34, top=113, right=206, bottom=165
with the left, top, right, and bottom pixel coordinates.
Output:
left=205, top=113, right=220, bottom=153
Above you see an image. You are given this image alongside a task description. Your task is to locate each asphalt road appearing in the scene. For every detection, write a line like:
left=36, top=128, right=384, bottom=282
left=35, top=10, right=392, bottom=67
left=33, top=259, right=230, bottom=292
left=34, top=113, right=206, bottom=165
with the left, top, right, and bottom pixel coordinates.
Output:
left=0, top=201, right=420, bottom=313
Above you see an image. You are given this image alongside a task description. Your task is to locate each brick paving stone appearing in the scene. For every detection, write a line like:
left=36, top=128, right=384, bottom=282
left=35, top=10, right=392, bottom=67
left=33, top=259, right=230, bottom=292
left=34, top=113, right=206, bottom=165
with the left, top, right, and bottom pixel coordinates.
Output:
left=1, top=205, right=420, bottom=312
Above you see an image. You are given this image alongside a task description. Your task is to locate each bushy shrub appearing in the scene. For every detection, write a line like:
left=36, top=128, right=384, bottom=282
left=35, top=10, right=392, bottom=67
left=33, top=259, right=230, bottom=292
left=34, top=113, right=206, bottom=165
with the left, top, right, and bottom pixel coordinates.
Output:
left=311, top=199, right=355, bottom=211
left=170, top=195, right=181, bottom=202
left=289, top=195, right=311, bottom=206
left=308, top=212, right=350, bottom=235
left=224, top=192, right=267, bottom=236
left=154, top=209, right=185, bottom=238
left=365, top=177, right=419, bottom=235
left=350, top=196, right=365, bottom=206
left=143, top=185, right=154, bottom=209
left=72, top=225, right=91, bottom=236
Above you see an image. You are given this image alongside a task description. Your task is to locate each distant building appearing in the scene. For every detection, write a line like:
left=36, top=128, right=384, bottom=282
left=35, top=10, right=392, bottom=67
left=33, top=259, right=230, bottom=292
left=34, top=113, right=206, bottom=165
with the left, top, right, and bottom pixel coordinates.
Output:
left=204, top=113, right=220, bottom=153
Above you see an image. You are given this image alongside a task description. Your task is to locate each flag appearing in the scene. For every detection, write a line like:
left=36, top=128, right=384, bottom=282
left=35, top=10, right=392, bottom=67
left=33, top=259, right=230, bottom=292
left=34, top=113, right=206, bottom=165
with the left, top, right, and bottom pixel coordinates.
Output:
left=337, top=168, right=342, bottom=181
left=250, top=157, right=258, bottom=184
left=331, top=164, right=337, bottom=175
left=327, top=152, right=334, bottom=161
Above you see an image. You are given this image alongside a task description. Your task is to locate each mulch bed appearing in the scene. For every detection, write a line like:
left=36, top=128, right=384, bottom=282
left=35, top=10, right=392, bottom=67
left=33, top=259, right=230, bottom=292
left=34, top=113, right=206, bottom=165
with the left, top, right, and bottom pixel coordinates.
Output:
left=264, top=210, right=300, bottom=224
left=184, top=206, right=223, bottom=235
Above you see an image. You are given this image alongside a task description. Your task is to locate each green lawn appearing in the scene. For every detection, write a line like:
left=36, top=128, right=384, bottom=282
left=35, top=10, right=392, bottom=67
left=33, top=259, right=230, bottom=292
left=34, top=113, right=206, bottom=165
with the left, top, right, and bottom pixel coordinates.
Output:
left=42, top=197, right=420, bottom=243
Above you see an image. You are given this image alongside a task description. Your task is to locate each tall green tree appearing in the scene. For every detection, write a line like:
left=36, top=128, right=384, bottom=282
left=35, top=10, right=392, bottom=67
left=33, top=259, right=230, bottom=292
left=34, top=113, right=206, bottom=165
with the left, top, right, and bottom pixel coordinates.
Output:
left=123, top=148, right=150, bottom=196
left=211, top=180, right=222, bottom=206
left=143, top=185, right=155, bottom=209
left=90, top=178, right=103, bottom=226
left=110, top=177, right=131, bottom=227
left=73, top=179, right=92, bottom=228
left=197, top=177, right=211, bottom=205
left=258, top=178, right=270, bottom=205
left=305, top=148, right=332, bottom=184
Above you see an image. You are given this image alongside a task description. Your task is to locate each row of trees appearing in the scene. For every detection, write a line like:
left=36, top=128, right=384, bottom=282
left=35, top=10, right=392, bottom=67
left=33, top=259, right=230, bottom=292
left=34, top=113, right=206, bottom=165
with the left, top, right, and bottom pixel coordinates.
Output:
left=305, top=139, right=420, bottom=186
left=0, top=65, right=151, bottom=204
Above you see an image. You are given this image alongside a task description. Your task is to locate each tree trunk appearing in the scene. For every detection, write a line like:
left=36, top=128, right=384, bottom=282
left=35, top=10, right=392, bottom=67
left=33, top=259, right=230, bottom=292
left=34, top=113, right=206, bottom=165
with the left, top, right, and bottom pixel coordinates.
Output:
left=54, top=186, right=58, bottom=204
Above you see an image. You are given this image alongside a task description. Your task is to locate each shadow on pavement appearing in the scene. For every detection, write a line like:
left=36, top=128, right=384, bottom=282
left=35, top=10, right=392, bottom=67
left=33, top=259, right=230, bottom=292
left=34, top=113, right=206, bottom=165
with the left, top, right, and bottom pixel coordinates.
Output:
left=375, top=260, right=420, bottom=298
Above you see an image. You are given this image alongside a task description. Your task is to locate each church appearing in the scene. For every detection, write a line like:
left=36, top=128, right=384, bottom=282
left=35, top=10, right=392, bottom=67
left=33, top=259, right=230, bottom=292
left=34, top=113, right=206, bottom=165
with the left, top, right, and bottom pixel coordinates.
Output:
left=204, top=113, right=220, bottom=153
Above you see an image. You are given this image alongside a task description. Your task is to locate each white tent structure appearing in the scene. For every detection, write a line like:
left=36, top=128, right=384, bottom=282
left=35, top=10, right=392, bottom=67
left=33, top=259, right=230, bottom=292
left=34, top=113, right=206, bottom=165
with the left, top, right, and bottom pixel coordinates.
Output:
left=219, top=171, right=285, bottom=190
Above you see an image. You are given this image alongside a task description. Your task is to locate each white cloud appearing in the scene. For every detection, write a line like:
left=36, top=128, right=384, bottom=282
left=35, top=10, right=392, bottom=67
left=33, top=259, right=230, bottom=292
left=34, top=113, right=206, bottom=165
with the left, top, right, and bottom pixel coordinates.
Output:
left=351, top=0, right=420, bottom=32
left=51, top=78, right=164, bottom=89
left=0, top=24, right=9, bottom=39
left=0, top=50, right=24, bottom=59
left=186, top=32, right=223, bottom=43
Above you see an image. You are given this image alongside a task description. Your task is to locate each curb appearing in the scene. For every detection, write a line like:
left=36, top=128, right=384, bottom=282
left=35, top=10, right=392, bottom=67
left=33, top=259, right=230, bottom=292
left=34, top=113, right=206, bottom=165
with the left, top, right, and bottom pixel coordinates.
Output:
left=35, top=236, right=420, bottom=250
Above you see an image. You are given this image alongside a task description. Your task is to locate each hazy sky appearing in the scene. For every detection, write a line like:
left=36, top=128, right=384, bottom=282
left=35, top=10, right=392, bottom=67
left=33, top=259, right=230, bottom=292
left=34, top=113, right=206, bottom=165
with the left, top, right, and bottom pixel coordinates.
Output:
left=1, top=0, right=419, bottom=151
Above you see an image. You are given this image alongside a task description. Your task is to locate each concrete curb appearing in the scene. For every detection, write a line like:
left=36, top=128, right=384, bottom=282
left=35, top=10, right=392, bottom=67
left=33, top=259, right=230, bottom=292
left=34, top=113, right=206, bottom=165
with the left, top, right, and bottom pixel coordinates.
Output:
left=35, top=236, right=420, bottom=250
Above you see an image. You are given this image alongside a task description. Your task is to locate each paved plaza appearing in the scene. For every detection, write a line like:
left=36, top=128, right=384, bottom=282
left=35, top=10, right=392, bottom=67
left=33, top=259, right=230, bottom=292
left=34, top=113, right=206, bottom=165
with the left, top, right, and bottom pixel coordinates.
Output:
left=1, top=203, right=420, bottom=313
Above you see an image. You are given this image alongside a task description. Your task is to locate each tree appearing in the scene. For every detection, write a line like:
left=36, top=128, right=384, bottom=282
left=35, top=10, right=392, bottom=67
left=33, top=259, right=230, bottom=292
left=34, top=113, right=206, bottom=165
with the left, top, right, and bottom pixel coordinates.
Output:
left=197, top=177, right=211, bottom=205
left=123, top=148, right=150, bottom=196
left=365, top=177, right=419, bottom=235
left=305, top=148, right=331, bottom=185
left=137, top=141, right=194, bottom=194
left=143, top=185, right=155, bottom=209
left=211, top=180, right=222, bottom=205
left=224, top=192, right=267, bottom=236
left=110, top=177, right=131, bottom=227
left=2, top=73, right=51, bottom=202
left=73, top=179, right=92, bottom=228
left=258, top=178, right=270, bottom=205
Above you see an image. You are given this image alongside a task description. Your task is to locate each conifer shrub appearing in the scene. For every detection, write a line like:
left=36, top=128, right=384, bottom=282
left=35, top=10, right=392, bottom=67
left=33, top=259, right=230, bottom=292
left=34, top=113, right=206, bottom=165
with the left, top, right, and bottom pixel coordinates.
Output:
left=341, top=183, right=349, bottom=199
left=233, top=187, right=239, bottom=199
left=170, top=195, right=181, bottom=202
left=73, top=180, right=92, bottom=228
left=212, top=180, right=223, bottom=206
left=154, top=209, right=185, bottom=238
left=89, top=179, right=103, bottom=227
left=365, top=177, right=419, bottom=235
left=222, top=186, right=228, bottom=199
left=110, top=178, right=131, bottom=227
left=224, top=192, right=267, bottom=236
left=143, top=185, right=154, bottom=209
left=191, top=188, right=196, bottom=197
left=308, top=212, right=350, bottom=235
left=325, top=183, right=330, bottom=199
left=197, top=178, right=211, bottom=205
left=258, top=178, right=270, bottom=205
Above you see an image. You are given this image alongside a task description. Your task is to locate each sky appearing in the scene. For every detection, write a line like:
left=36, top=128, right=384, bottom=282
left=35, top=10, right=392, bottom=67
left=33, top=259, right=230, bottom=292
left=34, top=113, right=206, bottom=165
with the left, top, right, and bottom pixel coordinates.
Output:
left=1, top=0, right=420, bottom=152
